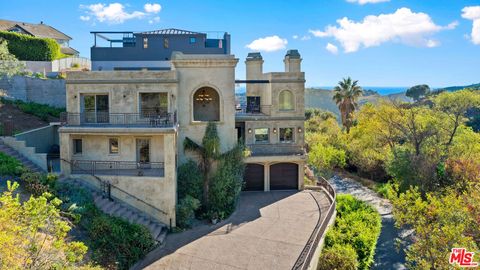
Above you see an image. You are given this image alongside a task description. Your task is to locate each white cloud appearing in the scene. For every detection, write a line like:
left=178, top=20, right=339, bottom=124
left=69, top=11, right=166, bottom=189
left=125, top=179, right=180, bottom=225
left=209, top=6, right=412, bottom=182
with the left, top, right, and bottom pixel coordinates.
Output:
left=301, top=35, right=311, bottom=41
left=462, top=6, right=480, bottom=45
left=246, top=35, right=288, bottom=52
left=346, top=0, right=389, bottom=5
left=80, top=3, right=145, bottom=24
left=80, top=3, right=162, bottom=24
left=144, top=3, right=161, bottom=13
left=79, top=15, right=90, bottom=21
left=149, top=16, right=160, bottom=24
left=292, top=35, right=299, bottom=39
left=326, top=43, right=339, bottom=54
left=309, top=8, right=456, bottom=53
left=461, top=6, right=480, bottom=20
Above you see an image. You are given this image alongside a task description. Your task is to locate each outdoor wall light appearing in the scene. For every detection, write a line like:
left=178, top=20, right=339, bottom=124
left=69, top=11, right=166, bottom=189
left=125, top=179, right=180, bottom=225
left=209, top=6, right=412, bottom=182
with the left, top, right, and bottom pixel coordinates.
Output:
left=273, top=128, right=277, bottom=133
left=298, top=127, right=302, bottom=133
left=248, top=128, right=252, bottom=134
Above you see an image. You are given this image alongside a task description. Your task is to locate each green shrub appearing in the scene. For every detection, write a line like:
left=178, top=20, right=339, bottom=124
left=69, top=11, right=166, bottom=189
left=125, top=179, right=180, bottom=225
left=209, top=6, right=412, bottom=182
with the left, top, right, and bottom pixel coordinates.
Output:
left=0, top=31, right=65, bottom=61
left=56, top=183, right=155, bottom=270
left=21, top=171, right=57, bottom=196
left=208, top=144, right=245, bottom=220
left=71, top=63, right=80, bottom=68
left=1, top=97, right=65, bottom=120
left=88, top=214, right=155, bottom=269
left=177, top=160, right=203, bottom=201
left=176, top=195, right=201, bottom=229
left=0, top=152, right=23, bottom=176
left=318, top=244, right=359, bottom=270
left=323, top=194, right=381, bottom=270
left=374, top=182, right=397, bottom=200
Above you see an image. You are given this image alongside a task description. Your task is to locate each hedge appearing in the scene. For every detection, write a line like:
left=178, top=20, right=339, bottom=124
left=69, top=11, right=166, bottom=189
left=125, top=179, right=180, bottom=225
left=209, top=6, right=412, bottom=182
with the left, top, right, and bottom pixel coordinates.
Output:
left=322, top=194, right=382, bottom=270
left=0, top=31, right=65, bottom=61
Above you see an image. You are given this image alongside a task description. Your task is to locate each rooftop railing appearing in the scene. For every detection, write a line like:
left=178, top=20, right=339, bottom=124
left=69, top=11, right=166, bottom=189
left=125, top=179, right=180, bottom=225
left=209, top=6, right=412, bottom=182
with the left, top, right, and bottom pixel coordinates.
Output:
left=60, top=111, right=176, bottom=128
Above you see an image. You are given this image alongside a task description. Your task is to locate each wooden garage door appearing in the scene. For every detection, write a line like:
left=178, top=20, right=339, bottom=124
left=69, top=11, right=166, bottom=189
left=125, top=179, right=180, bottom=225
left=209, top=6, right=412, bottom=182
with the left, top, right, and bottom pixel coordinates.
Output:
left=244, top=164, right=264, bottom=191
left=270, top=163, right=298, bottom=190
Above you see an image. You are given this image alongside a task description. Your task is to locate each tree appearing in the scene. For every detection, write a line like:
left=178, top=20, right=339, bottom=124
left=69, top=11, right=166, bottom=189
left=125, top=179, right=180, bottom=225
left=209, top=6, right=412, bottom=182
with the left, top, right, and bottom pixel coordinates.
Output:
left=0, top=38, right=25, bottom=77
left=0, top=181, right=88, bottom=269
left=406, top=84, right=430, bottom=102
left=333, top=77, right=363, bottom=133
left=183, top=122, right=220, bottom=209
left=432, top=89, right=480, bottom=148
left=390, top=185, right=478, bottom=270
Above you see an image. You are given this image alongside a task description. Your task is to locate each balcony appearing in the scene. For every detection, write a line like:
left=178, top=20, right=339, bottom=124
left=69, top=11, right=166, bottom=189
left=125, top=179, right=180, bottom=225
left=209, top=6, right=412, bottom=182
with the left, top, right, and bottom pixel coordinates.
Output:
left=61, top=111, right=176, bottom=128
left=71, top=160, right=164, bottom=177
left=247, top=144, right=305, bottom=157
left=235, top=105, right=272, bottom=116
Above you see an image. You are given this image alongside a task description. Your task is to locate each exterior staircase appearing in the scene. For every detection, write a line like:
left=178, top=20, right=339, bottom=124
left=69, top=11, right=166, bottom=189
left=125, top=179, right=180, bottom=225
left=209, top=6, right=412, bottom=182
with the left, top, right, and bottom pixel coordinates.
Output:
left=66, top=178, right=169, bottom=245
left=0, top=139, right=45, bottom=173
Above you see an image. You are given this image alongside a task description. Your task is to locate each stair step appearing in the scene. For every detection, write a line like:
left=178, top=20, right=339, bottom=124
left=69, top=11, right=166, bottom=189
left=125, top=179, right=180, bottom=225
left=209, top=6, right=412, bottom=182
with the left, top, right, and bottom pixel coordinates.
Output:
left=111, top=206, right=127, bottom=216
left=156, top=229, right=167, bottom=244
left=150, top=225, right=164, bottom=239
left=67, top=178, right=168, bottom=245
left=105, top=204, right=121, bottom=215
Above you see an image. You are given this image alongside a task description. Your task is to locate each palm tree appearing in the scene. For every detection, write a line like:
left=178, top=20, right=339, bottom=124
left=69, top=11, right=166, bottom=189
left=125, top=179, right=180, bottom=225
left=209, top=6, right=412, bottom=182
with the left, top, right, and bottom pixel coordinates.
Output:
left=183, top=122, right=220, bottom=209
left=333, top=77, right=363, bottom=133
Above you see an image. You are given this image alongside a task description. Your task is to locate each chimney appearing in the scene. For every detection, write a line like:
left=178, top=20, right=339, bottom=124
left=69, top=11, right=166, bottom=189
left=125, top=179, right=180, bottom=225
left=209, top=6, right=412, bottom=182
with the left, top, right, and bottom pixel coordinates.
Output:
left=284, top=49, right=302, bottom=72
left=245, top=52, right=263, bottom=80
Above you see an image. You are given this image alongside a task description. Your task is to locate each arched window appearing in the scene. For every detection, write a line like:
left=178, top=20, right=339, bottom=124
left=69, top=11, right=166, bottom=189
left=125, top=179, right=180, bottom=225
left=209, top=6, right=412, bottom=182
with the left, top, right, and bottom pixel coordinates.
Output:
left=279, top=90, right=294, bottom=111
left=193, top=87, right=220, bottom=121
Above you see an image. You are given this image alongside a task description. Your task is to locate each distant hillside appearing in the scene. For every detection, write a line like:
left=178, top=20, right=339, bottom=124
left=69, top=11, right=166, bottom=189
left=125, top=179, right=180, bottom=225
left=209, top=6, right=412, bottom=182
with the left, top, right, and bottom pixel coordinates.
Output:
left=436, top=83, right=480, bottom=92
left=305, top=88, right=411, bottom=118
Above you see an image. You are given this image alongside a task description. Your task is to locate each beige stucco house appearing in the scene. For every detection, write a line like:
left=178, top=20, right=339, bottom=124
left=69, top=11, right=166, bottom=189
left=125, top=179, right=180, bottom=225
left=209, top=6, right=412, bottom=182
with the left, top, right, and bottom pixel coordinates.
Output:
left=59, top=50, right=305, bottom=227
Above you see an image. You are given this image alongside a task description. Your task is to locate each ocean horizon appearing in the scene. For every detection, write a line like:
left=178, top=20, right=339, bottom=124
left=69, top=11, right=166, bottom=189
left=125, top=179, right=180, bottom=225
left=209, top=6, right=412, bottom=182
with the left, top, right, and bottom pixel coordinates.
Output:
left=318, top=86, right=408, bottom=96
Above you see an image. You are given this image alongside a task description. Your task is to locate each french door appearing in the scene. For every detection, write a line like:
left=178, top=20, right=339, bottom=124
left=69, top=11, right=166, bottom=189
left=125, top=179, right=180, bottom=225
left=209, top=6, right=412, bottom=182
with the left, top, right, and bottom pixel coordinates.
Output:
left=82, top=94, right=109, bottom=123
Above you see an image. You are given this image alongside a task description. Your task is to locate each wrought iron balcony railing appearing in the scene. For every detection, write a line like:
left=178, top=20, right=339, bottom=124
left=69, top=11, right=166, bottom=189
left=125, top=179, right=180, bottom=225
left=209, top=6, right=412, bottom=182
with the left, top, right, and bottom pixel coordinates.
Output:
left=70, top=160, right=165, bottom=177
left=60, top=111, right=176, bottom=128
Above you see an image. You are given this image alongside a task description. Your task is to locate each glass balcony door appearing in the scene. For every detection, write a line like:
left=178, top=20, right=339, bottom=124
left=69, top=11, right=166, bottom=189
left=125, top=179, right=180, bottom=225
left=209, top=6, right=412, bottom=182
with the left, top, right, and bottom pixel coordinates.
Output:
left=81, top=94, right=109, bottom=124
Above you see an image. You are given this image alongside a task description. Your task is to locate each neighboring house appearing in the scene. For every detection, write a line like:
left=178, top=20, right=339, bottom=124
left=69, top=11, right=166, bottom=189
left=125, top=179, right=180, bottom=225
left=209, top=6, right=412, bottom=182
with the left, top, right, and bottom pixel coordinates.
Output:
left=90, top=28, right=230, bottom=71
left=59, top=29, right=305, bottom=227
left=0, top=19, right=79, bottom=56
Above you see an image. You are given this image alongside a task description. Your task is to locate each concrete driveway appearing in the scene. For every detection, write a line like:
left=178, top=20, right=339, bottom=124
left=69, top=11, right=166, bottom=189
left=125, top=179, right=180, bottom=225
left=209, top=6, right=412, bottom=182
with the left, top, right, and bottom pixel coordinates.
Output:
left=136, top=190, right=331, bottom=270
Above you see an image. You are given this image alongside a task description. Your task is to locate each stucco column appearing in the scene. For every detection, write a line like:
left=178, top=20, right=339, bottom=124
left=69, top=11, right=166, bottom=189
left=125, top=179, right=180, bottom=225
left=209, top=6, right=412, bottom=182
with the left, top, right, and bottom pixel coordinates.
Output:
left=298, top=161, right=305, bottom=190
left=163, top=133, right=177, bottom=227
left=264, top=163, right=270, bottom=192
left=59, top=132, right=71, bottom=176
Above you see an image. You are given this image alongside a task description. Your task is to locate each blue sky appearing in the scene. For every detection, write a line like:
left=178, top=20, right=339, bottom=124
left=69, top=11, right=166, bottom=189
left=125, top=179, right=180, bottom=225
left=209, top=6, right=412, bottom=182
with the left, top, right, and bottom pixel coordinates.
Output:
left=1, top=0, right=479, bottom=87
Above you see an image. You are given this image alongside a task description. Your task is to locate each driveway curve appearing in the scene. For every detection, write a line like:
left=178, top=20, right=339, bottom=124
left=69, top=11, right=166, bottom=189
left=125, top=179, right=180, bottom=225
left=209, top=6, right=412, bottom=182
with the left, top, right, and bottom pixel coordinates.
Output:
left=135, top=190, right=331, bottom=270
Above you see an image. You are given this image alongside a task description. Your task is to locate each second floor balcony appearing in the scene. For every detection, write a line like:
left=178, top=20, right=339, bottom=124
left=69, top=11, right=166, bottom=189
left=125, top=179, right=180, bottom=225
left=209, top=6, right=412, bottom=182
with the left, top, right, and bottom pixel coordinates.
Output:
left=61, top=111, right=176, bottom=128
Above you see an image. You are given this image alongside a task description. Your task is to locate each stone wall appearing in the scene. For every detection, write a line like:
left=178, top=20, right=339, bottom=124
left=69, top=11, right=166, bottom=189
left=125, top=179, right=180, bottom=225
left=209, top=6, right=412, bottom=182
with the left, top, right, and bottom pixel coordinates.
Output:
left=0, top=75, right=65, bottom=107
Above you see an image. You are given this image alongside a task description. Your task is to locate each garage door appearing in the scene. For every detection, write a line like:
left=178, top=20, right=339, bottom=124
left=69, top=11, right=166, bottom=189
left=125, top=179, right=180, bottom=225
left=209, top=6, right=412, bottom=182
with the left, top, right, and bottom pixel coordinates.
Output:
left=270, top=163, right=298, bottom=190
left=244, top=164, right=264, bottom=191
